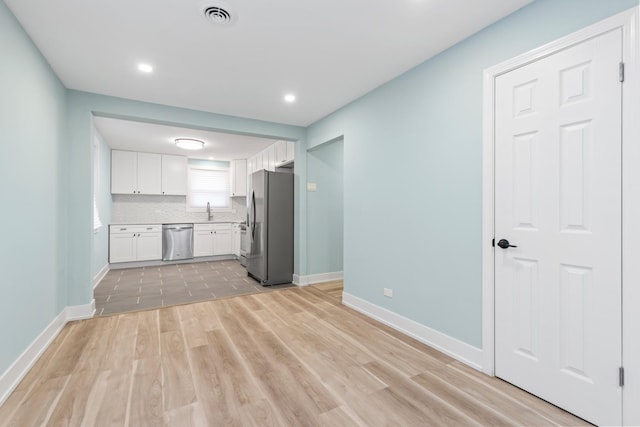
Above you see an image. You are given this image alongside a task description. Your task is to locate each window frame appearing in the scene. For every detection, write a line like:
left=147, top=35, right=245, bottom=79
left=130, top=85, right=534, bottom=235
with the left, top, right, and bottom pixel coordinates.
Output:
left=93, top=136, right=103, bottom=232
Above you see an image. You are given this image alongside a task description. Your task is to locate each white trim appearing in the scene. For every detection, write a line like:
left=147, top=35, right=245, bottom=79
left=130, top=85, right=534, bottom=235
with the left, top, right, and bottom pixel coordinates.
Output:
left=93, top=264, right=109, bottom=289
left=342, top=292, right=483, bottom=371
left=293, top=271, right=343, bottom=287
left=0, top=299, right=95, bottom=407
left=65, top=300, right=96, bottom=321
left=0, top=310, right=66, bottom=406
left=482, top=7, right=639, bottom=425
left=621, top=7, right=640, bottom=427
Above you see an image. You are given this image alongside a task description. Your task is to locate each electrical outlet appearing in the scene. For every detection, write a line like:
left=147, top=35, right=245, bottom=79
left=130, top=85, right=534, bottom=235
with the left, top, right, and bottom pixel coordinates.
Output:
left=384, top=288, right=393, bottom=298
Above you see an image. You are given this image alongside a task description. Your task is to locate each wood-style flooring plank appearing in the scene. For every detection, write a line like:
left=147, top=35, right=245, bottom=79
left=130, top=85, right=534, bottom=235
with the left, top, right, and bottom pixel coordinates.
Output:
left=134, top=310, right=159, bottom=360
left=448, top=361, right=589, bottom=426
left=0, top=375, right=70, bottom=427
left=127, top=358, right=163, bottom=426
left=159, top=330, right=196, bottom=411
left=0, top=281, right=591, bottom=427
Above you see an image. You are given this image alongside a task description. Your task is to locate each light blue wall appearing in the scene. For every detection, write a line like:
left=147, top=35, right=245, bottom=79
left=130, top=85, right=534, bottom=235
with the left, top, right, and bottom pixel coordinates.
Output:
left=0, top=1, right=68, bottom=373
left=91, top=129, right=112, bottom=281
left=307, top=139, right=344, bottom=275
left=305, top=0, right=637, bottom=348
left=67, top=91, right=305, bottom=305
left=1, top=0, right=635, bottom=383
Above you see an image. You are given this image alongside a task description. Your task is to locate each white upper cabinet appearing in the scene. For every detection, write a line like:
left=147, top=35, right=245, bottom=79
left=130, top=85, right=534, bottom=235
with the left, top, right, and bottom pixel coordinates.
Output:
left=275, top=140, right=286, bottom=164
left=265, top=145, right=276, bottom=171
left=136, top=152, right=162, bottom=195
left=161, top=154, right=187, bottom=195
left=112, top=150, right=186, bottom=195
left=230, top=159, right=247, bottom=197
left=275, top=140, right=295, bottom=166
left=111, top=150, right=137, bottom=194
left=247, top=156, right=255, bottom=174
left=286, top=141, right=295, bottom=163
left=256, top=152, right=264, bottom=171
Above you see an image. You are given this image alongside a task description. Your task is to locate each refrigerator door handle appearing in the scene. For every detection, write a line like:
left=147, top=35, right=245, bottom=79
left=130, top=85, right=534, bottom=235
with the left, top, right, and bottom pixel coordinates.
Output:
left=251, top=191, right=256, bottom=241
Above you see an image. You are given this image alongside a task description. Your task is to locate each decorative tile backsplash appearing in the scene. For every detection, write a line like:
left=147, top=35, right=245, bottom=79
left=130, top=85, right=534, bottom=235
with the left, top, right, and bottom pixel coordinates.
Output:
left=111, top=195, right=247, bottom=224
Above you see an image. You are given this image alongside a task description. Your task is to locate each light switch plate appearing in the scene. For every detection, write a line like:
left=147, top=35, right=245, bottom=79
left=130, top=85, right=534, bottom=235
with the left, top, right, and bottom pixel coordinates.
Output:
left=307, top=182, right=317, bottom=192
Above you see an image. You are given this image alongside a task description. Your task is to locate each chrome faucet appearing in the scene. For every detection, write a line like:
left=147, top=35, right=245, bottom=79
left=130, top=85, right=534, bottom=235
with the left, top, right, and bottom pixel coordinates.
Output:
left=206, top=201, right=212, bottom=221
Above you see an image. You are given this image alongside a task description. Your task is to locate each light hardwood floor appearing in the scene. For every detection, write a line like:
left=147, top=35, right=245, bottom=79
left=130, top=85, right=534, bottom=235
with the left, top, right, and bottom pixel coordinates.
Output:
left=0, top=282, right=589, bottom=426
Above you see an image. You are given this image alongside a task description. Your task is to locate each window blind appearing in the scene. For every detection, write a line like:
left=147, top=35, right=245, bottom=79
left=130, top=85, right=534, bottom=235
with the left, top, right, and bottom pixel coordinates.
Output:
left=188, top=167, right=230, bottom=209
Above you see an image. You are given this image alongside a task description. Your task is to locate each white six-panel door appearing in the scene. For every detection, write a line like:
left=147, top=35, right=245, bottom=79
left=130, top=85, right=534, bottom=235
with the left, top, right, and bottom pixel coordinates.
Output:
left=494, top=28, right=622, bottom=426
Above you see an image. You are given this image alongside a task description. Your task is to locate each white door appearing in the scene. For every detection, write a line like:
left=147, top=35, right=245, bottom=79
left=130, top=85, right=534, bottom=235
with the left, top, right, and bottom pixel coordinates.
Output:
left=494, top=29, right=622, bottom=426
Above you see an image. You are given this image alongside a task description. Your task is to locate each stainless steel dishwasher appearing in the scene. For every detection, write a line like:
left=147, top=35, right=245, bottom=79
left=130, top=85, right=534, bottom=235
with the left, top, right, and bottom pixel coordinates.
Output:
left=162, top=224, right=194, bottom=261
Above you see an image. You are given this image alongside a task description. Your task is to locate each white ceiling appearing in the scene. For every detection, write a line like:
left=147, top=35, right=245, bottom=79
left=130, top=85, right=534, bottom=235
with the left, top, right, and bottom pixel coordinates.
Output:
left=5, top=0, right=533, bottom=127
left=93, top=116, right=277, bottom=161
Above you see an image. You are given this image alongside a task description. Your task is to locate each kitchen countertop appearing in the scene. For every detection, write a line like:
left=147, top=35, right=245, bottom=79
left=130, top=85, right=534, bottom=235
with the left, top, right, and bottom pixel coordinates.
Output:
left=110, top=220, right=246, bottom=226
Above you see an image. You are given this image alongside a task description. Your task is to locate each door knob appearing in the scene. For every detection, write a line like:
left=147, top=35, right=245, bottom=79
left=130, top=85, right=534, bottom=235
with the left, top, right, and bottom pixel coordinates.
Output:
left=497, top=239, right=517, bottom=249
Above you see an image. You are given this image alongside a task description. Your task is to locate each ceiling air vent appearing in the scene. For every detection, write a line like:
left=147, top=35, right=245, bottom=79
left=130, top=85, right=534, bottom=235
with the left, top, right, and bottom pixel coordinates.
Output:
left=201, top=2, right=235, bottom=26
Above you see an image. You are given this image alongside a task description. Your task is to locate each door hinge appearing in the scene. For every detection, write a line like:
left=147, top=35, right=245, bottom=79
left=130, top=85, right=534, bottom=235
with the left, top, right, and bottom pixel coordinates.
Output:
left=619, top=367, right=625, bottom=387
left=619, top=62, right=625, bottom=83
left=492, top=238, right=495, bottom=247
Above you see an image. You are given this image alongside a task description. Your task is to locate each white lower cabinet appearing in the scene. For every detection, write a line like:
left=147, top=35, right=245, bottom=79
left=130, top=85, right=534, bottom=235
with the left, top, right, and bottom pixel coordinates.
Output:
left=193, top=223, right=232, bottom=257
left=231, top=224, right=241, bottom=256
left=213, top=225, right=232, bottom=255
left=193, top=227, right=214, bottom=257
left=109, top=225, right=162, bottom=263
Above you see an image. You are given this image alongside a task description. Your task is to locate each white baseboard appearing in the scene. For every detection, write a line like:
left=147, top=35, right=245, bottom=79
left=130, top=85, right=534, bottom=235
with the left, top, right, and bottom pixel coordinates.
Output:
left=0, top=300, right=95, bottom=407
left=342, top=292, right=483, bottom=371
left=109, top=255, right=235, bottom=270
left=93, top=264, right=109, bottom=289
left=65, top=300, right=96, bottom=321
left=293, top=271, right=343, bottom=287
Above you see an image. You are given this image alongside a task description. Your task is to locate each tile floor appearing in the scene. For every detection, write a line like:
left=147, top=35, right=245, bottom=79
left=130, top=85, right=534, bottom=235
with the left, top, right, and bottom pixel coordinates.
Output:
left=94, top=260, right=293, bottom=316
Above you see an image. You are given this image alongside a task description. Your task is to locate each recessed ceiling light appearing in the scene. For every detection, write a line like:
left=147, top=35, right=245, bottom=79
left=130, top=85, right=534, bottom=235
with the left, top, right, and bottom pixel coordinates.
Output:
left=138, top=63, right=153, bottom=73
left=208, top=156, right=215, bottom=160
left=175, top=138, right=204, bottom=150
left=284, top=94, right=296, bottom=103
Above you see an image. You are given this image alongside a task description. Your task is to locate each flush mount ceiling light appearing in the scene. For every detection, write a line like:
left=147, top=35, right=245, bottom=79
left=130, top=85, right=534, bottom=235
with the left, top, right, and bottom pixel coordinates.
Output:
left=175, top=138, right=204, bottom=150
left=284, top=94, right=296, bottom=103
left=201, top=1, right=236, bottom=26
left=137, top=63, right=153, bottom=73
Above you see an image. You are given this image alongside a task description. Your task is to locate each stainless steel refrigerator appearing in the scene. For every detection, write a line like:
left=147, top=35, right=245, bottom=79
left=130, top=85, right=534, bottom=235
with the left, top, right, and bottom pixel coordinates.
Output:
left=246, top=170, right=294, bottom=285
